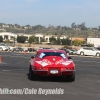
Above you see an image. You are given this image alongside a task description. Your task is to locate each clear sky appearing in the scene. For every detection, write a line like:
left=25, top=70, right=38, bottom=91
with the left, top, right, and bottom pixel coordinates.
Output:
left=0, top=0, right=100, bottom=28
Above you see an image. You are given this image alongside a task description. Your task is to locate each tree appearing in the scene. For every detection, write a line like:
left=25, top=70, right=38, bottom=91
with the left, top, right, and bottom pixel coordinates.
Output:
left=15, top=23, right=21, bottom=28
left=56, top=38, right=61, bottom=45
left=4, top=39, right=10, bottom=44
left=28, top=36, right=36, bottom=44
left=40, top=38, right=45, bottom=43
left=0, top=36, right=3, bottom=42
left=61, top=38, right=71, bottom=45
left=66, top=38, right=71, bottom=45
left=78, top=22, right=87, bottom=30
left=49, top=36, right=56, bottom=44
left=71, top=22, right=77, bottom=29
left=72, top=39, right=84, bottom=46
left=25, top=24, right=31, bottom=27
left=17, top=36, right=26, bottom=43
left=80, top=22, right=86, bottom=30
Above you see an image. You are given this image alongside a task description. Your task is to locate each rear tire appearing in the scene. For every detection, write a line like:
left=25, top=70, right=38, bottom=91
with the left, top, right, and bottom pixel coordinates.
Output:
left=29, top=67, right=34, bottom=80
left=67, top=72, right=75, bottom=82
left=29, top=67, right=37, bottom=81
left=96, top=53, right=100, bottom=57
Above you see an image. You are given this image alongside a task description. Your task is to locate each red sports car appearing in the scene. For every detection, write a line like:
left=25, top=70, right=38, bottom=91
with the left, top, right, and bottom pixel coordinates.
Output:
left=29, top=49, right=76, bottom=81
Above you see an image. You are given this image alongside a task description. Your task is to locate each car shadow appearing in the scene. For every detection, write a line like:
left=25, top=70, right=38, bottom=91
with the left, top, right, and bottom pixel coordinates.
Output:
left=27, top=73, right=74, bottom=83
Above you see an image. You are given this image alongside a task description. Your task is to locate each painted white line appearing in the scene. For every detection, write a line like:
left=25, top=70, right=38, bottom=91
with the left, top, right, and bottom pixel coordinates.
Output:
left=0, top=62, right=7, bottom=64
left=0, top=71, right=25, bottom=76
left=2, top=55, right=30, bottom=58
left=11, top=69, right=26, bottom=71
left=3, top=70, right=10, bottom=71
left=2, top=69, right=25, bottom=72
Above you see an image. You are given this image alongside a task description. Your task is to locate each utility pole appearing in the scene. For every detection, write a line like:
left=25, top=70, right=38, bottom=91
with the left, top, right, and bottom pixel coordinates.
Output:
left=13, top=36, right=15, bottom=47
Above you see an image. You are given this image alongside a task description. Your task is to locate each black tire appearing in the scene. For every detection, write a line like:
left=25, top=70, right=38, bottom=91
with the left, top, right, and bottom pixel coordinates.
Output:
left=80, top=52, right=84, bottom=56
left=96, top=53, right=100, bottom=57
left=29, top=67, right=34, bottom=80
left=29, top=66, right=38, bottom=81
left=68, top=72, right=75, bottom=82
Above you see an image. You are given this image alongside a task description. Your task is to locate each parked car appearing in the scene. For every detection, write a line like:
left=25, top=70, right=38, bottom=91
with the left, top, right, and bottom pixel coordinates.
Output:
left=26, top=48, right=36, bottom=52
left=0, top=43, right=14, bottom=51
left=12, top=47, right=24, bottom=52
left=0, top=44, right=9, bottom=51
left=77, top=47, right=100, bottom=56
left=71, top=49, right=78, bottom=55
left=60, top=48, right=73, bottom=55
left=95, top=47, right=100, bottom=51
left=43, top=47, right=51, bottom=49
left=29, top=49, right=76, bottom=81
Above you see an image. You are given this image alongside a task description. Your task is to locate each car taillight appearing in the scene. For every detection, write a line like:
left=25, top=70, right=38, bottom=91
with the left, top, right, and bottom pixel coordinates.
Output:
left=66, top=67, right=74, bottom=70
left=61, top=68, right=66, bottom=71
left=35, top=67, right=42, bottom=70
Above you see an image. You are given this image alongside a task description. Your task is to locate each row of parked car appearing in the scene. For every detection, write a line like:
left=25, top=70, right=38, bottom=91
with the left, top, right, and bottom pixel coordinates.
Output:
left=12, top=47, right=36, bottom=52
left=14, top=46, right=100, bottom=57
left=59, top=48, right=78, bottom=55
left=60, top=47, right=100, bottom=57
left=0, top=43, right=36, bottom=52
left=1, top=43, right=100, bottom=57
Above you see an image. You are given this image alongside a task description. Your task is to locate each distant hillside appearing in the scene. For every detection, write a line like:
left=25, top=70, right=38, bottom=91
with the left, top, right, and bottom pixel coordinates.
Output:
left=0, top=23, right=100, bottom=38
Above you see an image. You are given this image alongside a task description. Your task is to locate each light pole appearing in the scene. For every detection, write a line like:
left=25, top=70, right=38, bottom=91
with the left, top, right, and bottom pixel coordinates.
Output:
left=13, top=36, right=15, bottom=47
left=70, top=33, right=72, bottom=46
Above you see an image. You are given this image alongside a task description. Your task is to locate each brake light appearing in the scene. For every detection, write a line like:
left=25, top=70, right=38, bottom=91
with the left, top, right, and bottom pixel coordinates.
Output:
left=35, top=67, right=43, bottom=70
left=66, top=67, right=74, bottom=70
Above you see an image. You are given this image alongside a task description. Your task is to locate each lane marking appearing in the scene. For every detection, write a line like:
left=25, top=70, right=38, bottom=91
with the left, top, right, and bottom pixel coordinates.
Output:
left=2, top=70, right=10, bottom=71
left=0, top=71, right=25, bottom=76
left=0, top=62, right=7, bottom=64
left=2, top=69, right=26, bottom=71
left=2, top=55, right=30, bottom=58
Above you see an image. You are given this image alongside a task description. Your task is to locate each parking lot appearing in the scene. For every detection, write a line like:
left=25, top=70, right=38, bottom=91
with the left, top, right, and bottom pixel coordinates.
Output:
left=0, top=52, right=100, bottom=100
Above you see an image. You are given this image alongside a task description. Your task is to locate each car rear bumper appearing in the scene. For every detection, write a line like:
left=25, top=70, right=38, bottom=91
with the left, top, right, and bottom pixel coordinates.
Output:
left=32, top=69, right=76, bottom=76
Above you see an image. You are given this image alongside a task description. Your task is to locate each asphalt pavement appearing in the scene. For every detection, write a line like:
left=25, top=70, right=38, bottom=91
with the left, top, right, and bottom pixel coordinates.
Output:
left=0, top=52, right=100, bottom=100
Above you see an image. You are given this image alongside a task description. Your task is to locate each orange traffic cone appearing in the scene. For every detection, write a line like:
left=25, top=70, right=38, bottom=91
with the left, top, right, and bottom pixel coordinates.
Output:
left=0, top=55, right=2, bottom=62
left=24, top=51, right=26, bottom=54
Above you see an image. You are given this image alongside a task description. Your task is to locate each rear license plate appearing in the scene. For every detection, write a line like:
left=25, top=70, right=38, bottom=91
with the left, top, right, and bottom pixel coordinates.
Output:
left=50, top=70, right=58, bottom=74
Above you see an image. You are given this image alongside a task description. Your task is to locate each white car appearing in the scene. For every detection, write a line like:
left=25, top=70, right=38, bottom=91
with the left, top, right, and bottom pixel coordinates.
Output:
left=0, top=45, right=9, bottom=51
left=0, top=43, right=14, bottom=51
left=77, top=47, right=100, bottom=57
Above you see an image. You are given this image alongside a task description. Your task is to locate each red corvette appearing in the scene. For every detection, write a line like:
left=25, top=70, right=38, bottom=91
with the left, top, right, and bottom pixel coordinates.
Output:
left=29, top=49, right=75, bottom=81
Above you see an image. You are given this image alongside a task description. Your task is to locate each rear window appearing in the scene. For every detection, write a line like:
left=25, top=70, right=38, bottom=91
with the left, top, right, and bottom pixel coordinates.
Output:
left=38, top=52, right=66, bottom=59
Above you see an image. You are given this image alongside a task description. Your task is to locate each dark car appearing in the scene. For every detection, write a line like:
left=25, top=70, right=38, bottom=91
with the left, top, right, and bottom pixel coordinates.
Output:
left=26, top=48, right=36, bottom=52
left=12, top=47, right=24, bottom=52
left=60, top=48, right=73, bottom=55
left=95, top=47, right=100, bottom=51
left=71, top=49, right=78, bottom=55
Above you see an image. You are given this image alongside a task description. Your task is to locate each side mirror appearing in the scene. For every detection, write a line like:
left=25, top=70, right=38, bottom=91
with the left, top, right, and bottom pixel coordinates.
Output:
left=68, top=56, right=72, bottom=59
left=31, top=56, right=34, bottom=59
